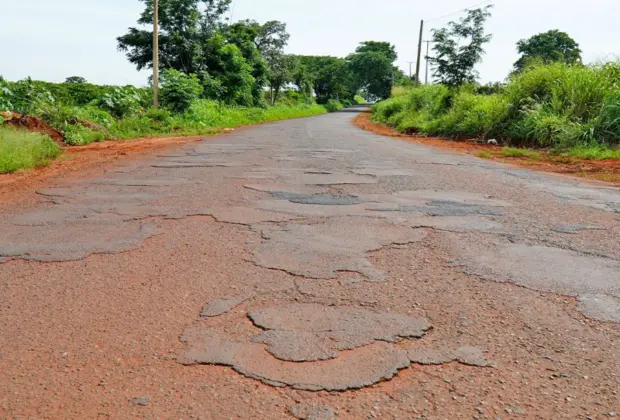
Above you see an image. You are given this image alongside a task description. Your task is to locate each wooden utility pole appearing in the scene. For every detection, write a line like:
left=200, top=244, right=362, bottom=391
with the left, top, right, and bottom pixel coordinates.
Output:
left=153, top=0, right=160, bottom=109
left=424, top=41, right=432, bottom=84
left=414, top=20, right=424, bottom=85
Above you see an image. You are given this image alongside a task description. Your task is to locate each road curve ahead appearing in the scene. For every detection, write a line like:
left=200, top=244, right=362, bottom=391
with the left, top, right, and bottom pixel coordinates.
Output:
left=1, top=108, right=618, bottom=418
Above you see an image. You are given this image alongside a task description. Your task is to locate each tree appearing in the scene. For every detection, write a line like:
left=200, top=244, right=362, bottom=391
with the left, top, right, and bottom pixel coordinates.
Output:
left=201, top=34, right=256, bottom=105
left=118, top=0, right=229, bottom=74
left=297, top=56, right=357, bottom=104
left=266, top=55, right=298, bottom=104
left=160, top=69, right=203, bottom=112
left=429, top=6, right=493, bottom=86
left=65, top=76, right=87, bottom=84
left=254, top=21, right=290, bottom=59
left=514, top=30, right=582, bottom=72
left=225, top=20, right=269, bottom=104
left=347, top=41, right=398, bottom=100
left=225, top=20, right=289, bottom=105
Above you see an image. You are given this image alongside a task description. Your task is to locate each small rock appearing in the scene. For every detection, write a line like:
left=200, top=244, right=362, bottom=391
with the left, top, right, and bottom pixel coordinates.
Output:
left=289, top=404, right=335, bottom=420
left=129, top=396, right=150, bottom=407
left=609, top=413, right=617, bottom=418
left=487, top=139, right=498, bottom=145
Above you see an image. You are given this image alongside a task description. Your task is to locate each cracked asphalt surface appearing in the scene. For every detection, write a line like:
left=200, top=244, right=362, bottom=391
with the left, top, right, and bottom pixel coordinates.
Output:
left=0, top=107, right=618, bottom=418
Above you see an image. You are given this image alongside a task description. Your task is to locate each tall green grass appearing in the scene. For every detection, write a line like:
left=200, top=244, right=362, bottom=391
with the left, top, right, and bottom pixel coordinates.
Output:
left=374, top=62, right=620, bottom=152
left=0, top=127, right=61, bottom=173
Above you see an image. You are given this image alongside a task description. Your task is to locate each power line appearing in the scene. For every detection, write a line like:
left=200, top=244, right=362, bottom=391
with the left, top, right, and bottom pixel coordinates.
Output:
left=426, top=0, right=493, bottom=23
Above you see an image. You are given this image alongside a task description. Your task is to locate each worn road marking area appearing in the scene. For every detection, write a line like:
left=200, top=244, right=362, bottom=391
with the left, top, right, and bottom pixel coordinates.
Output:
left=0, top=109, right=618, bottom=418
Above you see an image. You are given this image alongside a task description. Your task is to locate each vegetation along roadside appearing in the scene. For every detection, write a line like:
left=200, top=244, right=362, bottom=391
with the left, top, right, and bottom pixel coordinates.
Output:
left=0, top=0, right=395, bottom=174
left=370, top=5, right=620, bottom=182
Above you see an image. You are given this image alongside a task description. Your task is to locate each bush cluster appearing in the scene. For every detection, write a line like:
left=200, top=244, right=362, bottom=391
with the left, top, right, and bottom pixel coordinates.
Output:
left=374, top=62, right=620, bottom=149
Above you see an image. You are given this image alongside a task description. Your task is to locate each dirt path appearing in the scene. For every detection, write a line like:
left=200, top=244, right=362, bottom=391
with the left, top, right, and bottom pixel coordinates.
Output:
left=0, top=108, right=618, bottom=419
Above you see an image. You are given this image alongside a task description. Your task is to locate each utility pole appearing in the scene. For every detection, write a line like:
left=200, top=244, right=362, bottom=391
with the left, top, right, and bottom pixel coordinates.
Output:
left=407, top=61, right=414, bottom=78
left=414, top=20, right=424, bottom=86
left=424, top=41, right=432, bottom=84
left=153, top=0, right=160, bottom=109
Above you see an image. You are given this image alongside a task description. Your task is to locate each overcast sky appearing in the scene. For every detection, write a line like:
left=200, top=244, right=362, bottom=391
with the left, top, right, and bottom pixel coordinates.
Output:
left=2, top=0, right=618, bottom=86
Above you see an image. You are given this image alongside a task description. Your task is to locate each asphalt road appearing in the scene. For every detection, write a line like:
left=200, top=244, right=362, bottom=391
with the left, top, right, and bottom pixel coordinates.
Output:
left=1, top=108, right=618, bottom=418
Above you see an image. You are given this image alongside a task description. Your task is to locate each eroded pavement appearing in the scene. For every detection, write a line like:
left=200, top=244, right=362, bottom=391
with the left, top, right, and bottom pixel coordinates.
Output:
left=0, top=108, right=618, bottom=418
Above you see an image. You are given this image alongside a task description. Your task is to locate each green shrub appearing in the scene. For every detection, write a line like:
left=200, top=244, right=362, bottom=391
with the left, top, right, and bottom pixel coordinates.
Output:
left=145, top=107, right=173, bottom=124
left=324, top=100, right=344, bottom=112
left=562, top=144, right=620, bottom=160
left=95, top=87, right=143, bottom=118
left=63, top=125, right=105, bottom=146
left=160, top=69, right=203, bottom=113
left=501, top=147, right=542, bottom=160
left=0, top=127, right=61, bottom=173
left=372, top=96, right=407, bottom=121
left=0, top=76, right=14, bottom=112
left=372, top=60, right=620, bottom=151
left=437, top=92, right=510, bottom=138
left=3, top=78, right=56, bottom=115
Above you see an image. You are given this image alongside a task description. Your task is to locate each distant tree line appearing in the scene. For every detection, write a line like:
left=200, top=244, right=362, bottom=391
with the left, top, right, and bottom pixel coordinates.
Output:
left=116, top=0, right=406, bottom=106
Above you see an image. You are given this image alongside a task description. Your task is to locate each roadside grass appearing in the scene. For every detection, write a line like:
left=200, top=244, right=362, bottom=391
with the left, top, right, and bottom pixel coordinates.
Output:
left=561, top=145, right=620, bottom=160
left=476, top=150, right=494, bottom=159
left=0, top=102, right=329, bottom=173
left=501, top=147, right=542, bottom=160
left=375, top=62, right=620, bottom=153
left=0, top=127, right=61, bottom=173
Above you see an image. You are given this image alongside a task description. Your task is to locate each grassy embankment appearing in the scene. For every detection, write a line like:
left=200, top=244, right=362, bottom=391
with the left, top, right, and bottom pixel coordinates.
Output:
left=373, top=62, right=620, bottom=161
left=0, top=79, right=332, bottom=173
left=0, top=127, right=61, bottom=173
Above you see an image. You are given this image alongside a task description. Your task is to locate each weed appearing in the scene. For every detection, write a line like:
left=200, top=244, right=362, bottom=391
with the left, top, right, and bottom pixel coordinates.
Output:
left=0, top=127, right=61, bottom=173
left=476, top=150, right=494, bottom=159
left=374, top=61, right=620, bottom=150
left=562, top=145, right=620, bottom=160
left=501, top=147, right=542, bottom=160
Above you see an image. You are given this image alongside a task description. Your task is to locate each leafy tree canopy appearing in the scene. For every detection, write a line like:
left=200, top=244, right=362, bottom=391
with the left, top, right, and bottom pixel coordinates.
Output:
left=296, top=56, right=357, bottom=104
left=514, top=30, right=582, bottom=72
left=429, top=6, right=493, bottom=86
left=347, top=41, right=398, bottom=100
left=65, top=76, right=87, bottom=84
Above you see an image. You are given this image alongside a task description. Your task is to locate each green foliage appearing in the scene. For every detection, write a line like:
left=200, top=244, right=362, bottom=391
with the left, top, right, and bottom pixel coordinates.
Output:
left=427, top=91, right=509, bottom=138
left=373, top=61, right=620, bottom=151
left=0, top=76, right=13, bottom=112
left=64, top=125, right=106, bottom=146
left=65, top=76, right=88, bottom=84
left=296, top=56, right=357, bottom=104
left=0, top=127, right=61, bottom=173
left=3, top=78, right=56, bottom=115
left=117, top=1, right=290, bottom=107
left=514, top=30, right=582, bottom=72
left=266, top=55, right=298, bottom=104
left=476, top=150, right=493, bottom=159
left=500, top=147, right=542, bottom=160
left=563, top=144, right=620, bottom=160
left=160, top=69, right=203, bottom=113
left=145, top=107, right=173, bottom=124
left=430, top=6, right=493, bottom=86
left=354, top=95, right=367, bottom=104
left=95, top=86, right=143, bottom=118
left=347, top=41, right=398, bottom=100
left=181, top=99, right=327, bottom=129
left=324, top=100, right=344, bottom=112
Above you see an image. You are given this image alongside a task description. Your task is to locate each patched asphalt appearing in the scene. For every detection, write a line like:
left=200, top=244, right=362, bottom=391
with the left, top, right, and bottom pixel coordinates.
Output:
left=1, top=107, right=619, bottom=417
